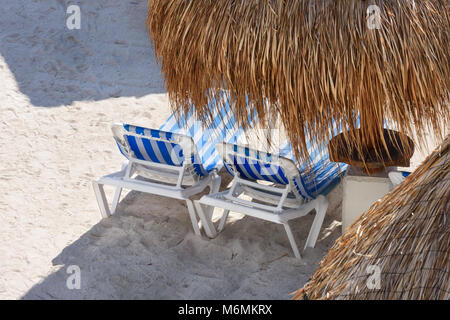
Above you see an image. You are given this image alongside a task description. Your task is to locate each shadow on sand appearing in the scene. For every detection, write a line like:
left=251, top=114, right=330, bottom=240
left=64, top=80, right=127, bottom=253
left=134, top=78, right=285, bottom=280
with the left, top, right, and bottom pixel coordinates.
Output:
left=0, top=0, right=165, bottom=107
left=21, top=176, right=342, bottom=299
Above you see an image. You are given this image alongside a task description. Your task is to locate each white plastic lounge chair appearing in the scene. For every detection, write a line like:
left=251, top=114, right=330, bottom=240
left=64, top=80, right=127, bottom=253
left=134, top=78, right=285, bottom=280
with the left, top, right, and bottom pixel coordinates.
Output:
left=194, top=142, right=348, bottom=259
left=93, top=94, right=251, bottom=237
left=92, top=124, right=221, bottom=237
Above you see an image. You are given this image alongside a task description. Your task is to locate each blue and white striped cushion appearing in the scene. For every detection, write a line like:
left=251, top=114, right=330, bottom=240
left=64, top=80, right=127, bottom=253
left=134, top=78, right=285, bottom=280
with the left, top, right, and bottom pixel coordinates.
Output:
left=222, top=144, right=290, bottom=185
left=279, top=137, right=347, bottom=199
left=222, top=142, right=348, bottom=200
left=159, top=93, right=251, bottom=172
left=117, top=124, right=209, bottom=177
left=123, top=124, right=184, bottom=167
left=225, top=155, right=290, bottom=185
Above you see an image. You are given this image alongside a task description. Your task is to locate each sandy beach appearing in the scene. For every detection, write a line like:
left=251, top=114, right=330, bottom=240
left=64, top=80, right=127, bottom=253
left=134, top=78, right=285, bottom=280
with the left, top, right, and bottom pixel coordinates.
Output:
left=0, top=1, right=443, bottom=299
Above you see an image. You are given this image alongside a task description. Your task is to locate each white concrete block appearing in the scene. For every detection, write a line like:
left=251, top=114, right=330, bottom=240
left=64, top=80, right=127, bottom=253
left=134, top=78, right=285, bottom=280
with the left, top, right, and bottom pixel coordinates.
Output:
left=342, top=169, right=394, bottom=232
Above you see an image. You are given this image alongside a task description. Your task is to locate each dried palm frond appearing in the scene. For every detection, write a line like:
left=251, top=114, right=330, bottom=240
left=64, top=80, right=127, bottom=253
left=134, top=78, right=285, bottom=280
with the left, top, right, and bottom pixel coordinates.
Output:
left=147, top=0, right=449, bottom=165
left=294, top=135, right=449, bottom=300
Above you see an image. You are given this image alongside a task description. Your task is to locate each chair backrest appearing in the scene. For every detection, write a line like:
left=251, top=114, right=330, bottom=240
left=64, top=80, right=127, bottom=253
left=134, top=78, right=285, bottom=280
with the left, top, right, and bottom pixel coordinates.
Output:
left=277, top=137, right=348, bottom=199
left=112, top=123, right=208, bottom=177
left=219, top=141, right=348, bottom=200
left=217, top=142, right=300, bottom=185
left=159, top=92, right=253, bottom=172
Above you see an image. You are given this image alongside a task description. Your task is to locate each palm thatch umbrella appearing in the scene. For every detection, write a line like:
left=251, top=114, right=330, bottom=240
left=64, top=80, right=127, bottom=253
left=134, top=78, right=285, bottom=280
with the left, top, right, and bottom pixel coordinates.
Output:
left=294, top=135, right=449, bottom=300
left=147, top=0, right=449, bottom=171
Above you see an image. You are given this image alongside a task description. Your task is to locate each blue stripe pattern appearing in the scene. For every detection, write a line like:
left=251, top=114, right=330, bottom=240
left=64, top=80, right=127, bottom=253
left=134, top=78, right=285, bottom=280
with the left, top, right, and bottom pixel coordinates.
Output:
left=222, top=142, right=348, bottom=200
left=159, top=92, right=251, bottom=172
left=117, top=124, right=209, bottom=177
left=277, top=122, right=348, bottom=199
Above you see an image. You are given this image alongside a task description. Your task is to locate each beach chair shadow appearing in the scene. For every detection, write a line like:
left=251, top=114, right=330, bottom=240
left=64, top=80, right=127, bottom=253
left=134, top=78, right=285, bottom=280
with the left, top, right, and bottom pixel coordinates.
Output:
left=21, top=175, right=343, bottom=299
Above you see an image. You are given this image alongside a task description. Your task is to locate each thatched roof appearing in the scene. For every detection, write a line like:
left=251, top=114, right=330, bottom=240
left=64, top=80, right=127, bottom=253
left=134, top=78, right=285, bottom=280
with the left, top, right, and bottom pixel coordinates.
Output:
left=147, top=0, right=449, bottom=163
left=294, top=135, right=449, bottom=300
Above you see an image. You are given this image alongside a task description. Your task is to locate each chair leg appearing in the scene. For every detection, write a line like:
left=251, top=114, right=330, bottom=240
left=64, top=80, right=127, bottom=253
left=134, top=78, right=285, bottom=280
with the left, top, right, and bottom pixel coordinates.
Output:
left=217, top=186, right=243, bottom=232
left=110, top=187, right=123, bottom=214
left=209, top=173, right=221, bottom=194
left=217, top=209, right=230, bottom=232
left=283, top=222, right=301, bottom=259
left=304, top=195, right=328, bottom=250
left=92, top=181, right=111, bottom=218
left=185, top=200, right=201, bottom=236
left=194, top=201, right=217, bottom=238
left=108, top=161, right=128, bottom=215
left=203, top=173, right=222, bottom=221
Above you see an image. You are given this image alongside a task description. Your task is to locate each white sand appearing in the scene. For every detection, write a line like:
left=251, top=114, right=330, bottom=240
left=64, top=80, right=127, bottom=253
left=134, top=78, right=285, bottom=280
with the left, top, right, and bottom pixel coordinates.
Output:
left=0, top=1, right=443, bottom=300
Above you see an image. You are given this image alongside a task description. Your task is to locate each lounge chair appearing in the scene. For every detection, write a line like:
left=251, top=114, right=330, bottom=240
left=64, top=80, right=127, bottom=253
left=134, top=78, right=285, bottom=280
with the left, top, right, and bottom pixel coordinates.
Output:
left=92, top=124, right=221, bottom=237
left=92, top=94, right=250, bottom=237
left=194, top=142, right=348, bottom=259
